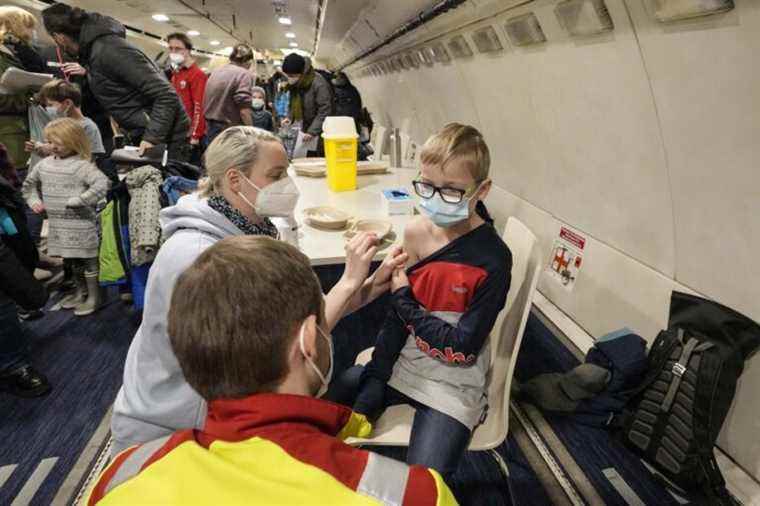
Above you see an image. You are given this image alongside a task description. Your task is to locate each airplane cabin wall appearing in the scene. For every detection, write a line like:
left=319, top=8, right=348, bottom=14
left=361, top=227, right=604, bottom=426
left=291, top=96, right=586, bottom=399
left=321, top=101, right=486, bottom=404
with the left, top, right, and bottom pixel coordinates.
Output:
left=347, top=0, right=760, bottom=480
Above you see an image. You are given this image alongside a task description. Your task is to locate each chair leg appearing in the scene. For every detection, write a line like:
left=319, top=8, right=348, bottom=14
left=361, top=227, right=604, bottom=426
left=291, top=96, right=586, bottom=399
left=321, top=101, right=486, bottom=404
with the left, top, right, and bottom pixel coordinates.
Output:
left=487, top=449, right=516, bottom=505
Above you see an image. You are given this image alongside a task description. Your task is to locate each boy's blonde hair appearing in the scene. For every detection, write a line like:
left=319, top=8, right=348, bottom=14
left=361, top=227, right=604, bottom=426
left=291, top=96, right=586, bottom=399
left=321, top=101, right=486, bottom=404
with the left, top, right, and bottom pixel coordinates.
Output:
left=44, top=118, right=91, bottom=161
left=199, top=126, right=282, bottom=198
left=420, top=123, right=491, bottom=182
left=0, top=6, right=37, bottom=44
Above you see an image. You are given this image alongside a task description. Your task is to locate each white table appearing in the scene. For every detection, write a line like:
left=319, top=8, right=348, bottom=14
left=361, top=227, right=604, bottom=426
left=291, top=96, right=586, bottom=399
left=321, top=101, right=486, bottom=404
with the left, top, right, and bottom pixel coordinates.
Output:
left=288, top=167, right=418, bottom=266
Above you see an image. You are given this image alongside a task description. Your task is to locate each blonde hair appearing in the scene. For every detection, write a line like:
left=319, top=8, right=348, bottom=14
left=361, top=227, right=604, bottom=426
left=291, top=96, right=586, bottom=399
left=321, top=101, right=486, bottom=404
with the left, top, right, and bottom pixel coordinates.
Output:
left=44, top=118, right=91, bottom=160
left=0, top=6, right=37, bottom=44
left=199, top=126, right=282, bottom=197
left=420, top=123, right=491, bottom=182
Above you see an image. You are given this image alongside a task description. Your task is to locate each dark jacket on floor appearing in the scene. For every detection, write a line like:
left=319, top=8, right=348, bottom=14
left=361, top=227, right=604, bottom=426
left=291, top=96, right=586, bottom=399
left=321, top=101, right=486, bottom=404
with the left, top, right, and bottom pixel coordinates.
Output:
left=0, top=176, right=46, bottom=309
left=78, top=14, right=189, bottom=147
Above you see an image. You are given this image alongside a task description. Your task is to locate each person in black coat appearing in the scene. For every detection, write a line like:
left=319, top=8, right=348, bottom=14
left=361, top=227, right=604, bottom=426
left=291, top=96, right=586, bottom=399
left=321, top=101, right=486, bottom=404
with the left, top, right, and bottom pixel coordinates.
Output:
left=0, top=173, right=50, bottom=397
left=332, top=72, right=363, bottom=130
left=41, top=3, right=190, bottom=161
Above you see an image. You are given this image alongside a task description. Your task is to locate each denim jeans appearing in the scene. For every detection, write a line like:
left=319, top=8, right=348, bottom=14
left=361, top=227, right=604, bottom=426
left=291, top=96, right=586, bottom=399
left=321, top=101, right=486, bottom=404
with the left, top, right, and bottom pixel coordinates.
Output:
left=0, top=299, right=30, bottom=373
left=206, top=120, right=228, bottom=145
left=328, top=365, right=471, bottom=479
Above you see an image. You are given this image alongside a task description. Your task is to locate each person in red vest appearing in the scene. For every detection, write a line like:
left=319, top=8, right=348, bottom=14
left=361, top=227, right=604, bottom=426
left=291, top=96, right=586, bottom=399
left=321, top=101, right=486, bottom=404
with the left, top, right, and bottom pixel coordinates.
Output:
left=167, top=32, right=206, bottom=163
left=86, top=236, right=456, bottom=505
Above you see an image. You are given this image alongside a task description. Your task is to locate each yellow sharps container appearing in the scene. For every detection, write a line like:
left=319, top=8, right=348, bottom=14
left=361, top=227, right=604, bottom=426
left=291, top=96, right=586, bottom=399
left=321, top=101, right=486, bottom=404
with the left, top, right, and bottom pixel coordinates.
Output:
left=322, top=116, right=358, bottom=192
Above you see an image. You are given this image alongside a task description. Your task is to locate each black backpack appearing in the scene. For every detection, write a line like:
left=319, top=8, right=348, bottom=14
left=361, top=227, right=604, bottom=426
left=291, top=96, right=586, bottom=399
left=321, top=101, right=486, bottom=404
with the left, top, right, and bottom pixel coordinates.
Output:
left=621, top=292, right=760, bottom=504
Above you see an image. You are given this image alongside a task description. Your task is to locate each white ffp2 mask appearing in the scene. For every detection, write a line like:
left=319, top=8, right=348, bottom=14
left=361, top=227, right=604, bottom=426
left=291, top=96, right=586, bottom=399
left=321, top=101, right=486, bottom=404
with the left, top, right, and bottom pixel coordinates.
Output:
left=238, top=172, right=300, bottom=218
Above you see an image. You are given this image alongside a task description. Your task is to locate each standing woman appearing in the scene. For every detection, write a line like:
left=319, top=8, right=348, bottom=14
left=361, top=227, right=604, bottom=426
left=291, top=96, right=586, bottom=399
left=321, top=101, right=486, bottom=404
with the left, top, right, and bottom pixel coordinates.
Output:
left=0, top=6, right=45, bottom=169
left=281, top=53, right=333, bottom=157
left=41, top=3, right=190, bottom=161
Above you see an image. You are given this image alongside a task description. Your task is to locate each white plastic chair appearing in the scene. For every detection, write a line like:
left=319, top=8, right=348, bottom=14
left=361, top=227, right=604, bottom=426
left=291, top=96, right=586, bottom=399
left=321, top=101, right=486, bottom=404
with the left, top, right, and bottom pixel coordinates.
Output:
left=346, top=217, right=543, bottom=478
left=370, top=125, right=388, bottom=161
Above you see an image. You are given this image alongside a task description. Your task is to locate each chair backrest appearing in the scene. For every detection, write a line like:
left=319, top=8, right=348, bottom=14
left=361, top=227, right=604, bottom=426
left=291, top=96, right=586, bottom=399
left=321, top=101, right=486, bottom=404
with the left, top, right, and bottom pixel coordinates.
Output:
left=370, top=125, right=388, bottom=160
left=477, top=217, right=541, bottom=447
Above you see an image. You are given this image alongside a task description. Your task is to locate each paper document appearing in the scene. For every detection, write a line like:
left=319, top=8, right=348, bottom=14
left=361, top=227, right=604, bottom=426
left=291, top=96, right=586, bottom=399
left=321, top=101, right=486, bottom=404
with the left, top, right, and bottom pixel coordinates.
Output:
left=293, top=130, right=318, bottom=159
left=0, top=67, right=53, bottom=92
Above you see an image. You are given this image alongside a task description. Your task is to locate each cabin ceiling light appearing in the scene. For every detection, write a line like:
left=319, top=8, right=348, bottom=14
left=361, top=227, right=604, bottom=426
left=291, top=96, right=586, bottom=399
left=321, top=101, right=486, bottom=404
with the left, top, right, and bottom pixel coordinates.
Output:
left=289, top=42, right=298, bottom=47
left=285, top=32, right=296, bottom=38
left=152, top=13, right=170, bottom=22
left=278, top=17, right=292, bottom=25
left=210, top=40, right=221, bottom=46
left=187, top=30, right=200, bottom=36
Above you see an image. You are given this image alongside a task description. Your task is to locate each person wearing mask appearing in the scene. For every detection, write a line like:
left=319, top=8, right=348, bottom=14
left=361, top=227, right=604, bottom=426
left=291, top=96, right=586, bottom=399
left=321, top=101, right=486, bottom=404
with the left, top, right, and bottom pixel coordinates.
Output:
left=41, top=3, right=190, bottom=161
left=0, top=6, right=45, bottom=169
left=203, top=44, right=255, bottom=143
left=281, top=53, right=333, bottom=156
left=167, top=32, right=207, bottom=163
left=251, top=86, right=273, bottom=132
left=88, top=236, right=454, bottom=505
left=28, top=79, right=105, bottom=160
left=0, top=169, right=50, bottom=398
left=110, top=126, right=408, bottom=454
left=332, top=72, right=363, bottom=131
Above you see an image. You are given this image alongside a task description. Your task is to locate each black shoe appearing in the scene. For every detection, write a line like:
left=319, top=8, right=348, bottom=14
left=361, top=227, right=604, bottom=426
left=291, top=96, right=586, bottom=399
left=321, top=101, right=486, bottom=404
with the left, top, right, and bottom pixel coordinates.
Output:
left=18, top=309, right=44, bottom=321
left=0, top=366, right=51, bottom=398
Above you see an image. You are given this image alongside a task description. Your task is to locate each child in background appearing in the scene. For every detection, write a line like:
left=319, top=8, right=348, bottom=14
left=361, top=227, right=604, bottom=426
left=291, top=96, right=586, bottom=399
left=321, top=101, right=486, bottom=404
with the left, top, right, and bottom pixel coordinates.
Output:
left=21, top=118, right=110, bottom=316
left=350, top=123, right=513, bottom=479
left=26, top=80, right=106, bottom=162
left=251, top=86, right=274, bottom=132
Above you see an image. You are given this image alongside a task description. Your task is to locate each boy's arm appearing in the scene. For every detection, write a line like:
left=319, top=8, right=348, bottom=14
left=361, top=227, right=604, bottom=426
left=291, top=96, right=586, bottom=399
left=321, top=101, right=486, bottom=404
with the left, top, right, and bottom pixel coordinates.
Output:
left=392, top=264, right=511, bottom=365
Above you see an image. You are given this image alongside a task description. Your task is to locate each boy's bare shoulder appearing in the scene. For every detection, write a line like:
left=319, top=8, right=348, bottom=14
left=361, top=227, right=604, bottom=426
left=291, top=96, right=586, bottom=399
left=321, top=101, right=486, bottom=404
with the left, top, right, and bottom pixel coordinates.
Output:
left=403, top=215, right=430, bottom=241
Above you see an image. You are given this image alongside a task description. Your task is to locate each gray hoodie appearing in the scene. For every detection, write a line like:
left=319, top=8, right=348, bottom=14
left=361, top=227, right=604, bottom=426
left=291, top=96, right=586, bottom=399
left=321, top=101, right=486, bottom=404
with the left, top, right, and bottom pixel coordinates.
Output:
left=111, top=193, right=242, bottom=454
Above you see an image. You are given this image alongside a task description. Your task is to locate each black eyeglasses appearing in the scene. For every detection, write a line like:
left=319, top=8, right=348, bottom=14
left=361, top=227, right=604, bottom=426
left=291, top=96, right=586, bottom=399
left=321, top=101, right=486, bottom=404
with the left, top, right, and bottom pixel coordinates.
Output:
left=412, top=179, right=477, bottom=204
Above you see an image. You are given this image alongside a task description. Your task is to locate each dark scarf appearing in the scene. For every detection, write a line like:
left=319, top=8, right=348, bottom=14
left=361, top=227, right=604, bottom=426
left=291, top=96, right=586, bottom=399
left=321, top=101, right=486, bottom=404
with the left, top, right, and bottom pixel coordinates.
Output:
left=287, top=67, right=315, bottom=122
left=207, top=195, right=279, bottom=238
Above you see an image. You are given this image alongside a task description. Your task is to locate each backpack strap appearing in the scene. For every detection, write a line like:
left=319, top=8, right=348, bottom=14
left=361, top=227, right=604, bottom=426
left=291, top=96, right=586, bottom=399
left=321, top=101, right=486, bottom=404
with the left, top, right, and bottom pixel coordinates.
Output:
left=661, top=330, right=702, bottom=413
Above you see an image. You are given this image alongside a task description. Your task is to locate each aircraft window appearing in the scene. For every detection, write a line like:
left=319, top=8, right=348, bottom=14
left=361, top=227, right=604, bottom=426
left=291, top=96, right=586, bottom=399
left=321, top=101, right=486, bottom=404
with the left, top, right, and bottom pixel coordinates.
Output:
left=647, top=0, right=733, bottom=22
left=430, top=42, right=451, bottom=63
left=555, top=0, right=614, bottom=36
left=447, top=35, right=474, bottom=59
left=504, top=13, right=547, bottom=47
left=419, top=47, right=435, bottom=66
left=404, top=52, right=420, bottom=68
left=471, top=25, right=504, bottom=53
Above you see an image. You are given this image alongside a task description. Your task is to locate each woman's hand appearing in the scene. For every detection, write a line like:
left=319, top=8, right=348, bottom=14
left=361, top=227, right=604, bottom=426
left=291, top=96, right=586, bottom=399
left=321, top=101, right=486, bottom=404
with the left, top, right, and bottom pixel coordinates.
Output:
left=61, top=62, right=86, bottom=76
left=390, top=268, right=410, bottom=294
left=24, top=140, right=35, bottom=153
left=341, top=232, right=379, bottom=293
left=31, top=203, right=45, bottom=214
left=372, top=246, right=409, bottom=289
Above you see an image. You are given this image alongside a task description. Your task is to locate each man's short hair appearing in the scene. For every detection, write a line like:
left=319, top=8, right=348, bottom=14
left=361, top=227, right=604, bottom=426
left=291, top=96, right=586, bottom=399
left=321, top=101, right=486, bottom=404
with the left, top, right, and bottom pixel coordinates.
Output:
left=39, top=79, right=82, bottom=107
left=167, top=32, right=193, bottom=51
left=168, top=236, right=324, bottom=401
left=420, top=123, right=491, bottom=182
left=230, top=44, right=253, bottom=65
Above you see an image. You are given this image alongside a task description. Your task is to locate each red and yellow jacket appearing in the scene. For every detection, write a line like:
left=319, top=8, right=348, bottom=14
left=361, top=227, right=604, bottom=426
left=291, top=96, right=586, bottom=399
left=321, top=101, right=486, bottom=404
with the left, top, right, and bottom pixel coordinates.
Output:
left=88, top=393, right=457, bottom=505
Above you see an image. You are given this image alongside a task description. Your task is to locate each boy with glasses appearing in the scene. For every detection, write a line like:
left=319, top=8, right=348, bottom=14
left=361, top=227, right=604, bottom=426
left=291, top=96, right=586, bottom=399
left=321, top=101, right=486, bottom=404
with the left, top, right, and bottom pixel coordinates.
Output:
left=346, top=123, right=513, bottom=480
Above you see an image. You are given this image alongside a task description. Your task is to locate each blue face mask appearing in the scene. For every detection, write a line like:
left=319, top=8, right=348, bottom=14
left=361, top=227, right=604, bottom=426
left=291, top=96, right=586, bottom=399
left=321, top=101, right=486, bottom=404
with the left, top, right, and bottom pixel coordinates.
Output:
left=45, top=106, right=61, bottom=118
left=419, top=193, right=471, bottom=228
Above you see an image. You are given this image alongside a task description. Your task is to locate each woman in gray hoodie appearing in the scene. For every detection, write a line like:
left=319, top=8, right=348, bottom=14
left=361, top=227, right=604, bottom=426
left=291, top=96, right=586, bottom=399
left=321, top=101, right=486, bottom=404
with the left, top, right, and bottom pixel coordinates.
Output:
left=110, top=126, right=407, bottom=454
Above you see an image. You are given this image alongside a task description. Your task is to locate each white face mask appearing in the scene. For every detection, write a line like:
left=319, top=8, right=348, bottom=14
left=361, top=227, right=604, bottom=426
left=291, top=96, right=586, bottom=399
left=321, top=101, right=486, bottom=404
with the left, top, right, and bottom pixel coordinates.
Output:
left=299, top=320, right=333, bottom=398
left=252, top=98, right=265, bottom=110
left=287, top=76, right=300, bottom=85
left=169, top=53, right=185, bottom=66
left=237, top=171, right=300, bottom=218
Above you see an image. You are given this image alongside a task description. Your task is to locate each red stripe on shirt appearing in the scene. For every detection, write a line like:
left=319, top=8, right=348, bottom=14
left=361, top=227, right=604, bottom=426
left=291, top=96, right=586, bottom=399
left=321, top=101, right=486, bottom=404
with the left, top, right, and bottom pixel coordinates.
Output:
left=409, top=261, right=487, bottom=313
